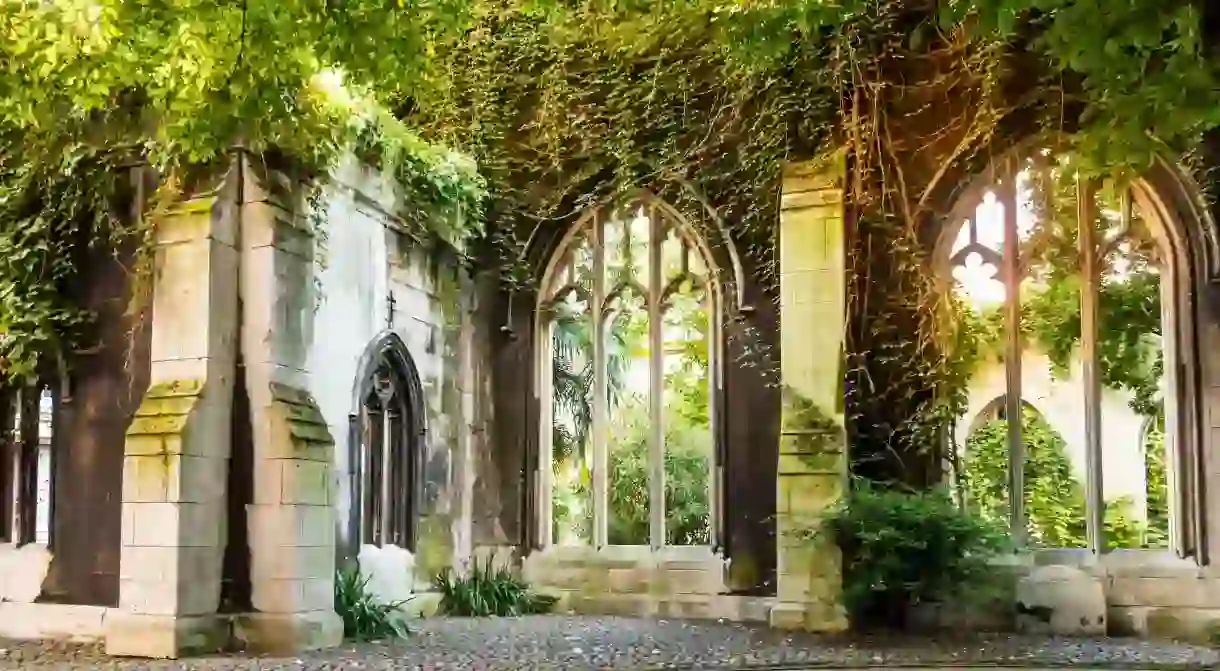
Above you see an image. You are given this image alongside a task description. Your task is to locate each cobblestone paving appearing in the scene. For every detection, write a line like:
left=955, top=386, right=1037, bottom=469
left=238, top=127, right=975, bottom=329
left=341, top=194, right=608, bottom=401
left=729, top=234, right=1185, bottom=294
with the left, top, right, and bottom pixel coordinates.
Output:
left=2, top=616, right=1218, bottom=669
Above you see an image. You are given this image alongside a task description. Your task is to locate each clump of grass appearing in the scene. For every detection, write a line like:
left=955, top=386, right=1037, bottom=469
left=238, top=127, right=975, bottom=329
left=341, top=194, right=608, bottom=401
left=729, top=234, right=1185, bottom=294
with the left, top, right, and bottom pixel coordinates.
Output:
left=334, top=565, right=412, bottom=640
left=434, top=558, right=557, bottom=616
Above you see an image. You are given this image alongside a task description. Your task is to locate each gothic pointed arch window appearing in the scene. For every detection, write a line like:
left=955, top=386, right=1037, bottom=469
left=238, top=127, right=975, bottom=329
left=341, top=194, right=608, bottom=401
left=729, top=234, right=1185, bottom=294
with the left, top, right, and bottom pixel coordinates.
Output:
left=942, top=148, right=1196, bottom=556
left=536, top=195, right=722, bottom=549
left=349, top=332, right=425, bottom=551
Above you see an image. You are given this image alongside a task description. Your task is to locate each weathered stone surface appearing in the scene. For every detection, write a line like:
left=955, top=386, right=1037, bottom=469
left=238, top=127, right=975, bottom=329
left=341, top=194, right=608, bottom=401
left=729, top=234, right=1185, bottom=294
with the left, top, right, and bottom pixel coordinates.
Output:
left=231, top=611, right=343, bottom=655
left=357, top=544, right=416, bottom=605
left=775, top=158, right=848, bottom=629
left=104, top=612, right=229, bottom=659
left=0, top=543, right=51, bottom=603
left=1016, top=565, right=1107, bottom=636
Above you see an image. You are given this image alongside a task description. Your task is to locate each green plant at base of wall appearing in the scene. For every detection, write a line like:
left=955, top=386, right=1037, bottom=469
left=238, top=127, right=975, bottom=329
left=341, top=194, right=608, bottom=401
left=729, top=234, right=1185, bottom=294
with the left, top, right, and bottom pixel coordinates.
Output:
left=434, top=559, right=558, bottom=617
left=815, top=479, right=1011, bottom=629
left=334, top=566, right=412, bottom=641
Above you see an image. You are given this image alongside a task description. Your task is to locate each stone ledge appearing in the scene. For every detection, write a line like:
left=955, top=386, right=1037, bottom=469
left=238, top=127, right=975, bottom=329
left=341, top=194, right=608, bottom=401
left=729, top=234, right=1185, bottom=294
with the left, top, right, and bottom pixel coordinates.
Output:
left=0, top=602, right=108, bottom=642
left=1109, top=605, right=1220, bottom=643
left=125, top=379, right=206, bottom=455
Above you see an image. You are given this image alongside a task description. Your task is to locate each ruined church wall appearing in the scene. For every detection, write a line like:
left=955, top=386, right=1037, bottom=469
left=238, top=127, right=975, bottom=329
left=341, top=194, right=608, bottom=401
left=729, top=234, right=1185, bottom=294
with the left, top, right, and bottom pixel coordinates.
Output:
left=304, top=158, right=501, bottom=602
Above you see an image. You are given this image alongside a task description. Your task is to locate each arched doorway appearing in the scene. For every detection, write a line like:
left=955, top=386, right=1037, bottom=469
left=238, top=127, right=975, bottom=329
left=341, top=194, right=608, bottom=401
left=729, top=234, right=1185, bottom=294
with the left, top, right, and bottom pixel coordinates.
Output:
left=347, top=331, right=426, bottom=555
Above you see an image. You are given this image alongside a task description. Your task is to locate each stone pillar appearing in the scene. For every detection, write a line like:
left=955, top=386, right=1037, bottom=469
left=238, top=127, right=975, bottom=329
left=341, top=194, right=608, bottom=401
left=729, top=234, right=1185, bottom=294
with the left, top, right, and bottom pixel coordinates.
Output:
left=232, top=157, right=343, bottom=652
left=105, top=177, right=240, bottom=657
left=769, top=157, right=849, bottom=632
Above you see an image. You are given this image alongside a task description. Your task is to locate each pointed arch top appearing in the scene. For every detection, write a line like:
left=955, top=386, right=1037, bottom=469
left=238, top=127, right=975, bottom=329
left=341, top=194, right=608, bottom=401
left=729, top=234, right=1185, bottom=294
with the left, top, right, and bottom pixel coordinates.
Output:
left=350, top=330, right=426, bottom=437
left=530, top=186, right=746, bottom=314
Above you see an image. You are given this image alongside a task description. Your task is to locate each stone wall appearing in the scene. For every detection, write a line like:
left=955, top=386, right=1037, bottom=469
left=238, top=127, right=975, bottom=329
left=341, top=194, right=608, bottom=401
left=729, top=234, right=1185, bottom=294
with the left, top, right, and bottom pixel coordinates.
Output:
left=521, top=546, right=773, bottom=621
left=307, top=158, right=500, bottom=600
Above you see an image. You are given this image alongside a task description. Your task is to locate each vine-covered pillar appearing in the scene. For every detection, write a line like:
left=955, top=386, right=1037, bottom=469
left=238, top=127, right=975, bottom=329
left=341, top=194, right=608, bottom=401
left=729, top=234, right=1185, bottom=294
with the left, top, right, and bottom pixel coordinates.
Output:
left=104, top=172, right=240, bottom=657
left=230, top=156, right=343, bottom=652
left=769, top=156, right=849, bottom=632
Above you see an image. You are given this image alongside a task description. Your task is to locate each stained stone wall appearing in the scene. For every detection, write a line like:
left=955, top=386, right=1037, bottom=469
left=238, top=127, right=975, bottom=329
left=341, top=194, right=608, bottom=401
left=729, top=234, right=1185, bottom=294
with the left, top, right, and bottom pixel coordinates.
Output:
left=306, top=157, right=500, bottom=599
left=769, top=158, right=849, bottom=631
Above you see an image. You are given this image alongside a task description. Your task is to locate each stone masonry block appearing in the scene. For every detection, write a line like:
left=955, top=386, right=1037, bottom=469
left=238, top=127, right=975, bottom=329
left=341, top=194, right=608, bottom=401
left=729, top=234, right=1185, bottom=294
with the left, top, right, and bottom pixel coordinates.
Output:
left=779, top=431, right=844, bottom=456
left=232, top=610, right=343, bottom=655
left=778, top=453, right=837, bottom=476
left=785, top=474, right=844, bottom=516
left=247, top=383, right=335, bottom=464
left=252, top=578, right=333, bottom=614
left=105, top=611, right=229, bottom=659
left=128, top=503, right=183, bottom=547
left=247, top=503, right=335, bottom=550
left=1109, top=576, right=1220, bottom=610
left=119, top=546, right=179, bottom=583
left=251, top=545, right=336, bottom=582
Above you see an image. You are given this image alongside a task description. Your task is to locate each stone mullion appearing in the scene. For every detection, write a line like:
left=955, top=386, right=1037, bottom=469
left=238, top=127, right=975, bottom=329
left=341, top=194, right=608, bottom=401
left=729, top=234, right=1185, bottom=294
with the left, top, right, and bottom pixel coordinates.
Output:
left=1078, top=177, right=1105, bottom=553
left=537, top=315, right=555, bottom=548
left=998, top=167, right=1025, bottom=545
left=592, top=212, right=609, bottom=548
left=706, top=289, right=722, bottom=548
left=1154, top=188, right=1185, bottom=555
left=648, top=206, right=665, bottom=549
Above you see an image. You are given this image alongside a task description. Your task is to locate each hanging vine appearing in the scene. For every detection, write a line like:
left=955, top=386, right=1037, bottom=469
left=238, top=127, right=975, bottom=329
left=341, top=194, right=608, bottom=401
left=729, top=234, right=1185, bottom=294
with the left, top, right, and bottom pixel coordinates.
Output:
left=0, top=0, right=485, bottom=381
left=2, top=0, right=1217, bottom=461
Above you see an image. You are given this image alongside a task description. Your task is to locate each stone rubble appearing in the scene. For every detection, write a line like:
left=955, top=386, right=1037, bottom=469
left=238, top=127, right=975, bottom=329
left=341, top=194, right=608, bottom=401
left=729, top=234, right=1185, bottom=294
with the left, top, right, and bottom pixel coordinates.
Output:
left=2, top=616, right=1219, bottom=670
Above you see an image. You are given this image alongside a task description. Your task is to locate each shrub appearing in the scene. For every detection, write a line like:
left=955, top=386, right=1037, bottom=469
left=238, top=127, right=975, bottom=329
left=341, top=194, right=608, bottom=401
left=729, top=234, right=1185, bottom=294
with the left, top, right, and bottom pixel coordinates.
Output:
left=334, top=565, right=411, bottom=641
left=818, top=480, right=1011, bottom=628
left=434, top=558, right=558, bottom=616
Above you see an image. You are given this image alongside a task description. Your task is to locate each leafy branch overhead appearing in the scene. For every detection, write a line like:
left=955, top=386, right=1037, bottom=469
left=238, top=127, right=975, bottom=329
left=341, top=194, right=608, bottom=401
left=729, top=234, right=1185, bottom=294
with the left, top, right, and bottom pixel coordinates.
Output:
left=1, top=0, right=1216, bottom=387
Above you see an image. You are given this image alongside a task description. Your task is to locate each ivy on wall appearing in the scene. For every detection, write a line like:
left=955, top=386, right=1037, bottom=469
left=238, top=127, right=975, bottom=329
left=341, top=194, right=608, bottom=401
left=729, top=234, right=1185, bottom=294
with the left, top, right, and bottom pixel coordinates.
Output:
left=0, top=1, right=485, bottom=381
left=2, top=0, right=1217, bottom=452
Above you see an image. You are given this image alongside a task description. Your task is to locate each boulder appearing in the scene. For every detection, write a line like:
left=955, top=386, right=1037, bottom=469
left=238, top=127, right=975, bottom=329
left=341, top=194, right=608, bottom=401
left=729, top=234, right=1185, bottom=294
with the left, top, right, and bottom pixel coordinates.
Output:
left=1015, top=564, right=1106, bottom=636
left=357, top=543, right=416, bottom=606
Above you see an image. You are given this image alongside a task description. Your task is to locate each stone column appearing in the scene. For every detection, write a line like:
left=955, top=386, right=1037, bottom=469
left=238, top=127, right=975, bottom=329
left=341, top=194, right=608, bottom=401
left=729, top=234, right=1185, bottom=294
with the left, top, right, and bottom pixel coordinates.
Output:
left=232, top=156, right=343, bottom=652
left=105, top=174, right=240, bottom=657
left=769, top=157, right=849, bottom=632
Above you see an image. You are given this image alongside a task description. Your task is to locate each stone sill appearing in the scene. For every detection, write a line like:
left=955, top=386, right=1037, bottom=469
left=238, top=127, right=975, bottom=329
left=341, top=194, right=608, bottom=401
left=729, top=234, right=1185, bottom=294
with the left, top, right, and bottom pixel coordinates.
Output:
left=996, top=548, right=1216, bottom=579
left=525, top=544, right=724, bottom=568
left=0, top=602, right=108, bottom=642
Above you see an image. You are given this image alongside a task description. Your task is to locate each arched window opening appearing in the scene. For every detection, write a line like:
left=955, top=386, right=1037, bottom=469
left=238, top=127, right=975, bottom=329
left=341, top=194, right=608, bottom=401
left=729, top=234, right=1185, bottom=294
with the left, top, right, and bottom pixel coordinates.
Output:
left=1, top=379, right=61, bottom=546
left=944, top=150, right=1186, bottom=555
left=351, top=334, right=424, bottom=552
left=538, top=197, right=720, bottom=549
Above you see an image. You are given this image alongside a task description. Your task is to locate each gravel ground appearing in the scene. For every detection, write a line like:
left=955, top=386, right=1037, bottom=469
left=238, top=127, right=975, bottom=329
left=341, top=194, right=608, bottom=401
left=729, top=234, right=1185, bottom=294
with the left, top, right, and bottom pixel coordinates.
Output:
left=1, top=616, right=1218, bottom=670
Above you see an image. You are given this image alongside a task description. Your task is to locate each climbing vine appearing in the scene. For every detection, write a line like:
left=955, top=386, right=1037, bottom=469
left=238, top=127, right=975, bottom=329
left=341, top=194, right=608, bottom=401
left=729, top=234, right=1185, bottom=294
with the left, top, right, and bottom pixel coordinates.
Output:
left=0, top=1, right=484, bottom=380
left=2, top=0, right=1218, bottom=445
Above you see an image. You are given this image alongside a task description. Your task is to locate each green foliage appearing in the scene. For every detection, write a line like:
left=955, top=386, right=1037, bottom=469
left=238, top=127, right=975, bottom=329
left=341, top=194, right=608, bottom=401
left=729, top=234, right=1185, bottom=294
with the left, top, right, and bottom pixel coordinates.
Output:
left=963, top=407, right=1086, bottom=547
left=817, top=480, right=1011, bottom=625
left=1144, top=419, right=1171, bottom=548
left=607, top=413, right=712, bottom=546
left=0, top=1, right=485, bottom=380
left=434, top=559, right=557, bottom=617
left=334, top=566, right=410, bottom=641
left=962, top=407, right=1168, bottom=549
left=941, top=0, right=1220, bottom=174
